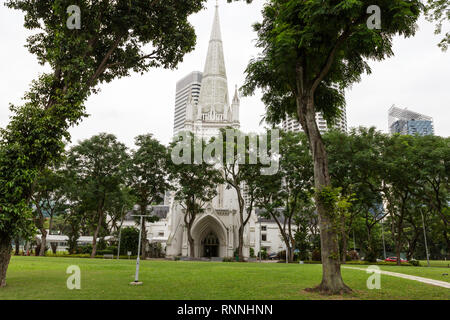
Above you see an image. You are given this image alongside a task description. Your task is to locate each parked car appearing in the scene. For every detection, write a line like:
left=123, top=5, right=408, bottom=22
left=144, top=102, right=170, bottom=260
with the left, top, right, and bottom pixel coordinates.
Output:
left=385, top=256, right=408, bottom=263
left=268, top=253, right=278, bottom=260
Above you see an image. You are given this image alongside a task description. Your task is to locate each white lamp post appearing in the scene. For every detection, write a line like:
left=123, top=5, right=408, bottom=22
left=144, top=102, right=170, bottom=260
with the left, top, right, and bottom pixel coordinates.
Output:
left=130, top=209, right=153, bottom=285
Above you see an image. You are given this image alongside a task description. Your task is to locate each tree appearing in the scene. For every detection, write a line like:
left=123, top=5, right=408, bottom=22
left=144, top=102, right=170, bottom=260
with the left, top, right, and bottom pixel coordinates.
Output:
left=1, top=0, right=208, bottom=287
left=117, top=227, right=140, bottom=256
left=104, top=186, right=135, bottom=236
left=425, top=0, right=450, bottom=50
left=219, top=129, right=265, bottom=261
left=412, top=135, right=450, bottom=259
left=324, top=128, right=386, bottom=262
left=241, top=0, right=421, bottom=294
left=254, top=130, right=314, bottom=262
left=126, top=134, right=170, bottom=259
left=66, top=133, right=128, bottom=258
left=30, top=166, right=69, bottom=256
left=167, top=133, right=223, bottom=257
left=383, top=134, right=420, bottom=265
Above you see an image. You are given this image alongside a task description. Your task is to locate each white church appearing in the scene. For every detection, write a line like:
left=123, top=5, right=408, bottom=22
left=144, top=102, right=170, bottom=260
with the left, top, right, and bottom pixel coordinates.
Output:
left=121, top=4, right=287, bottom=260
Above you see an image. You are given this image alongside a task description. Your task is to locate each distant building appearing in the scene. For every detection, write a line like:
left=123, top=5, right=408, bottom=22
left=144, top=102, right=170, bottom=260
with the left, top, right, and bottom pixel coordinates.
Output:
left=281, top=108, right=347, bottom=134
left=173, top=71, right=203, bottom=136
left=388, top=106, right=434, bottom=136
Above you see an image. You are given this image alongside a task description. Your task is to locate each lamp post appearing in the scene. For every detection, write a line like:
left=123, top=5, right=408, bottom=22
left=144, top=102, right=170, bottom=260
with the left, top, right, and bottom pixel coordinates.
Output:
left=129, top=214, right=145, bottom=285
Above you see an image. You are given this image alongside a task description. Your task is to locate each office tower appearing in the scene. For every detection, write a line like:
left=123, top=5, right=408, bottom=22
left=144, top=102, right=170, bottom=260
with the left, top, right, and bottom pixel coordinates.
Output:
left=173, top=71, right=203, bottom=136
left=388, top=105, right=434, bottom=136
left=281, top=107, right=348, bottom=134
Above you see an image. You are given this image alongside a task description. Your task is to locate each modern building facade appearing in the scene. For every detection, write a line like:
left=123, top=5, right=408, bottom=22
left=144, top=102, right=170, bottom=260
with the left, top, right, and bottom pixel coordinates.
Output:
left=388, top=105, right=434, bottom=136
left=173, top=71, right=203, bottom=136
left=281, top=108, right=348, bottom=134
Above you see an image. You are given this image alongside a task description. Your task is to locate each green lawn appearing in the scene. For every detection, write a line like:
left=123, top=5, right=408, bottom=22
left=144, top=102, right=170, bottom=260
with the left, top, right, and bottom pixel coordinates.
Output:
left=418, top=260, right=450, bottom=268
left=376, top=265, right=450, bottom=283
left=0, top=256, right=448, bottom=300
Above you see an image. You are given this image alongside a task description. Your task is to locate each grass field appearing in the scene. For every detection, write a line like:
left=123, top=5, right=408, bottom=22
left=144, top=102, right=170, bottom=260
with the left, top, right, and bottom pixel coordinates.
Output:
left=0, top=256, right=448, bottom=300
left=418, top=260, right=450, bottom=268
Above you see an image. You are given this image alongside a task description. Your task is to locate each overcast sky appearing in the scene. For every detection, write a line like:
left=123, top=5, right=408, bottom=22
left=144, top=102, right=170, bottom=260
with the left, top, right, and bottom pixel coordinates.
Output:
left=1, top=0, right=449, bottom=149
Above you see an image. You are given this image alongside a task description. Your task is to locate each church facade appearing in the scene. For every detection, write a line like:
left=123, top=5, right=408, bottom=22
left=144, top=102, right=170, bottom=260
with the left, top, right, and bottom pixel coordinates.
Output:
left=166, top=4, right=254, bottom=259
left=119, top=5, right=287, bottom=260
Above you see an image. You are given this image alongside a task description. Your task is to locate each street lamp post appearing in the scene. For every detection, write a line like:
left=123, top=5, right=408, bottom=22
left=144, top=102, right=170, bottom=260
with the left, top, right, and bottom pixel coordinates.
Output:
left=130, top=212, right=151, bottom=285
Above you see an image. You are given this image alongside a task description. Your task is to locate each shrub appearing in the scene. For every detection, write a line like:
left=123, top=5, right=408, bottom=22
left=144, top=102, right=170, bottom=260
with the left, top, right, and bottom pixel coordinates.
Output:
left=78, top=245, right=93, bottom=254
left=365, top=249, right=378, bottom=263
left=347, top=250, right=359, bottom=261
left=409, top=259, right=420, bottom=266
left=223, top=257, right=234, bottom=262
left=249, top=247, right=255, bottom=258
left=258, top=248, right=267, bottom=260
left=119, top=227, right=139, bottom=255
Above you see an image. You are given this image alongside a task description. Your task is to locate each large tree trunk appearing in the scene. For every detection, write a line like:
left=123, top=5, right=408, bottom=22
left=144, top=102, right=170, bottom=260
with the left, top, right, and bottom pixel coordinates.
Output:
left=185, top=211, right=195, bottom=258
left=187, top=227, right=195, bottom=258
left=0, top=233, right=12, bottom=288
left=238, top=225, right=244, bottom=261
left=39, top=230, right=47, bottom=256
left=300, top=97, right=350, bottom=294
left=91, top=210, right=103, bottom=258
left=141, top=222, right=147, bottom=259
left=140, top=205, right=148, bottom=259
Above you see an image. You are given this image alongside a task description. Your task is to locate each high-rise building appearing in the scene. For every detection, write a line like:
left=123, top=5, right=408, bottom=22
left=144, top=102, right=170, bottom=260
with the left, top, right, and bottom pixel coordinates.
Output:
left=388, top=106, right=434, bottom=136
left=173, top=71, right=203, bottom=136
left=281, top=107, right=348, bottom=134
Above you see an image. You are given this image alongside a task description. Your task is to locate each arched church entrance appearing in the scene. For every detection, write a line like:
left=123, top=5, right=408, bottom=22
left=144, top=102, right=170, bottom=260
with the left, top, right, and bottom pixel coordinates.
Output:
left=191, top=214, right=227, bottom=258
left=202, top=232, right=219, bottom=257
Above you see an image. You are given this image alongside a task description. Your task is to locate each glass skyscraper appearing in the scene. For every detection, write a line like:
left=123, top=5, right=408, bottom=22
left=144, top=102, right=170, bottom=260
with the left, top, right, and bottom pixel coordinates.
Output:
left=388, top=106, right=434, bottom=136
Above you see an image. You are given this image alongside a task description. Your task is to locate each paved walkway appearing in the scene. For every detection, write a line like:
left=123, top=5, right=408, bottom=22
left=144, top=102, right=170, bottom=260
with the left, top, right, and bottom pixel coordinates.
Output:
left=343, top=266, right=450, bottom=289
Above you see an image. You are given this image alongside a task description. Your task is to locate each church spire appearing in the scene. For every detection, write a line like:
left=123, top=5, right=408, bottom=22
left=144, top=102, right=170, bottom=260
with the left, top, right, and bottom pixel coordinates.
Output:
left=197, top=3, right=229, bottom=117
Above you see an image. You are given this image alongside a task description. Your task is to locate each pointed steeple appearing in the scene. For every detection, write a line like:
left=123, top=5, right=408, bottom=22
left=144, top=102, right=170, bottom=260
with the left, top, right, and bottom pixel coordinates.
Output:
left=231, top=85, right=240, bottom=123
left=197, top=3, right=229, bottom=116
left=232, top=85, right=239, bottom=104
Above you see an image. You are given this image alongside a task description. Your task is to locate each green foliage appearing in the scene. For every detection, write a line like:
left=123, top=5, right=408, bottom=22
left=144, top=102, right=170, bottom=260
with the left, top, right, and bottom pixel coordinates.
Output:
left=0, top=0, right=207, bottom=284
left=126, top=134, right=170, bottom=223
left=424, top=0, right=450, bottom=50
left=167, top=132, right=223, bottom=255
left=409, top=259, right=420, bottom=267
left=258, top=248, right=268, bottom=260
left=118, top=227, right=139, bottom=256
